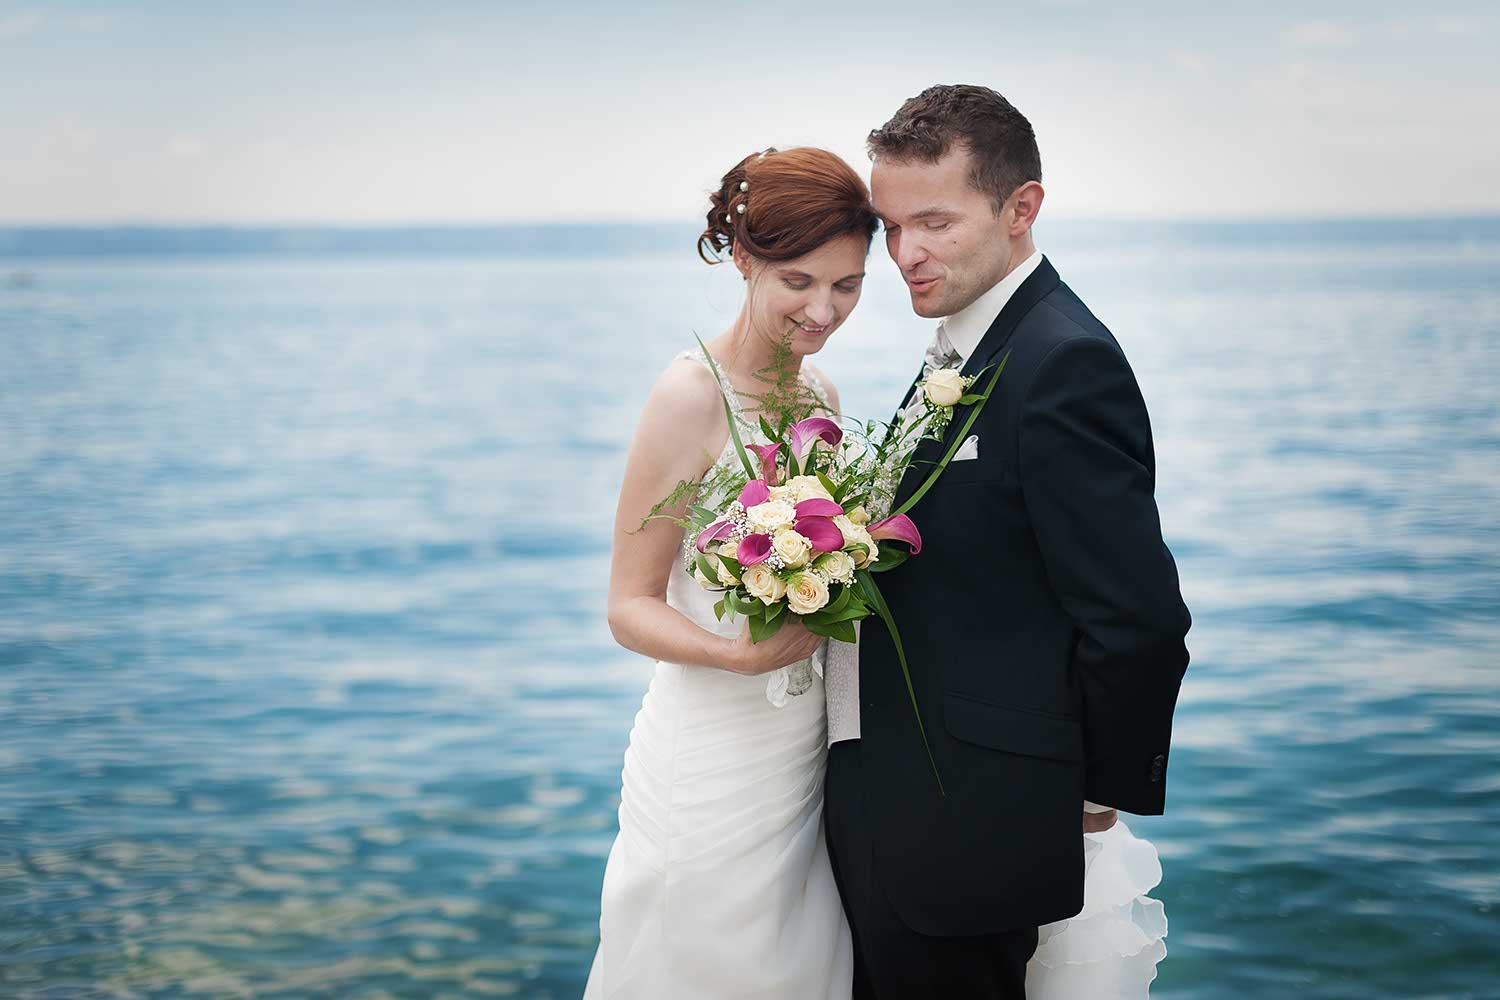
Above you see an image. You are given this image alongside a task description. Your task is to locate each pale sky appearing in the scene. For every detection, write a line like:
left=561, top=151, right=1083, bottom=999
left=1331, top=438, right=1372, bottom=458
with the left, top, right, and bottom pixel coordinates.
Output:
left=3, top=1, right=1498, bottom=224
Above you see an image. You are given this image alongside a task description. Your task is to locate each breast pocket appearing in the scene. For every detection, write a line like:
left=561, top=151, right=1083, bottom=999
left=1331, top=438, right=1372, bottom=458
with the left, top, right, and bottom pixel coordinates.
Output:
left=935, top=455, right=1012, bottom=486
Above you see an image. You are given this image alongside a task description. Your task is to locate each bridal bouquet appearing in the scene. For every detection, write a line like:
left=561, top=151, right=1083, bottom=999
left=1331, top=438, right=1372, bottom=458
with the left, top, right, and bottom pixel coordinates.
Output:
left=685, top=413, right=921, bottom=645
left=647, top=335, right=1010, bottom=793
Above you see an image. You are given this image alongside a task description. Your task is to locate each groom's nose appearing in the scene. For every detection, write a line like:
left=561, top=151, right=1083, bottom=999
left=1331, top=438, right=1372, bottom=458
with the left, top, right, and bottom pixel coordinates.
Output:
left=890, top=231, right=927, bottom=271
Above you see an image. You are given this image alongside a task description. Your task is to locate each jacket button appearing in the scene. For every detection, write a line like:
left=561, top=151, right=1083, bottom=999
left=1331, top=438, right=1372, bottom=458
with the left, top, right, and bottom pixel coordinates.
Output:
left=1150, top=754, right=1166, bottom=782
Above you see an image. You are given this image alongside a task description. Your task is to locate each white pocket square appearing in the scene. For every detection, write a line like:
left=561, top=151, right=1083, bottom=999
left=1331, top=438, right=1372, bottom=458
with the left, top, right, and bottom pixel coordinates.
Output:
left=952, top=434, right=980, bottom=461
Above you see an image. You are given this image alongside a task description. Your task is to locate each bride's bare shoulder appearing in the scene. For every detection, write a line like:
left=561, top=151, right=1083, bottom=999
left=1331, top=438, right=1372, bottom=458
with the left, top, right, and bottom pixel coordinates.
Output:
left=634, top=355, right=725, bottom=440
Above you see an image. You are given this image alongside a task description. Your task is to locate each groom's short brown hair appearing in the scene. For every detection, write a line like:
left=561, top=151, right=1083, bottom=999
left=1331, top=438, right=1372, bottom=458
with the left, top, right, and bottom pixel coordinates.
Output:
left=868, top=84, right=1042, bottom=216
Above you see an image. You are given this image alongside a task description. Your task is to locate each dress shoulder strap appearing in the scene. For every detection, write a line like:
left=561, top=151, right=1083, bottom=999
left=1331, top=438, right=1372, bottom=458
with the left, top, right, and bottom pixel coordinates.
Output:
left=801, top=366, right=830, bottom=411
left=675, top=345, right=748, bottom=422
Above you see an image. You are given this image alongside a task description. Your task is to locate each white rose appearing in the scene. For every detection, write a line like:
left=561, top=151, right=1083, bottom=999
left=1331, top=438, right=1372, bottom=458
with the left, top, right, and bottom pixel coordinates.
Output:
left=785, top=474, right=834, bottom=502
left=771, top=529, right=812, bottom=568
left=832, top=514, right=857, bottom=543
left=693, top=564, right=715, bottom=590
left=833, top=514, right=872, bottom=553
left=742, top=563, right=788, bottom=604
left=832, top=518, right=876, bottom=567
left=714, top=556, right=740, bottom=586
left=746, top=499, right=797, bottom=534
left=785, top=571, right=831, bottom=615
left=845, top=504, right=871, bottom=526
left=923, top=368, right=966, bottom=407
left=769, top=484, right=796, bottom=502
left=814, top=550, right=855, bottom=583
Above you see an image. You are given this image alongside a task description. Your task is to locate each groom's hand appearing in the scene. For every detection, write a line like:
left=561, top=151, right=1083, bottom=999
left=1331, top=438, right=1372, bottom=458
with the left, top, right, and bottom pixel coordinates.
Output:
left=1082, top=808, right=1118, bottom=833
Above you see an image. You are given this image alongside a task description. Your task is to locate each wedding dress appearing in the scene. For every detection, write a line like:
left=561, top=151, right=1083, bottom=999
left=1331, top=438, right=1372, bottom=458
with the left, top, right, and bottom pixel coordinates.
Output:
left=584, top=348, right=1167, bottom=999
left=584, top=350, right=850, bottom=999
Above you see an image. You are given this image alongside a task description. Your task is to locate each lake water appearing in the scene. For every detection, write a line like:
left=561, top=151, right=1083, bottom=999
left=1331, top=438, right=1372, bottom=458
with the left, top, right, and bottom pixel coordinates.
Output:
left=2, top=221, right=1498, bottom=998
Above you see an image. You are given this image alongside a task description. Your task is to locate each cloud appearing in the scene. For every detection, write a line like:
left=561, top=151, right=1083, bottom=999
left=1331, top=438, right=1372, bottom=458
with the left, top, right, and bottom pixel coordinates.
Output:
left=1283, top=20, right=1359, bottom=49
left=165, top=135, right=206, bottom=159
left=0, top=7, right=44, bottom=39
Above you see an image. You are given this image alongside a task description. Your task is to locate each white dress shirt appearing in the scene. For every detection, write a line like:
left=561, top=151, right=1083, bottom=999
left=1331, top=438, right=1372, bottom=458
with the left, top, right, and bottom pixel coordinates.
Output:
left=820, top=248, right=1113, bottom=812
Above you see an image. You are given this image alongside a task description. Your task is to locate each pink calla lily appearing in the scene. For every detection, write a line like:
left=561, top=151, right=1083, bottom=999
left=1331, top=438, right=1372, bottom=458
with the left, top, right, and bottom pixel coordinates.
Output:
left=794, top=498, right=844, bottom=519
left=787, top=417, right=843, bottom=461
left=735, top=532, right=773, bottom=566
left=695, top=519, right=735, bottom=553
left=746, top=443, right=783, bottom=486
left=737, top=479, right=771, bottom=509
left=869, top=514, right=923, bottom=555
left=794, top=516, right=845, bottom=553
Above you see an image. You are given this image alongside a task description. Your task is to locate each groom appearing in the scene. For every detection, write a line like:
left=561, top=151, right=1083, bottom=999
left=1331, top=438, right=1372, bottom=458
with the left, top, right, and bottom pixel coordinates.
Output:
left=822, top=84, right=1192, bottom=997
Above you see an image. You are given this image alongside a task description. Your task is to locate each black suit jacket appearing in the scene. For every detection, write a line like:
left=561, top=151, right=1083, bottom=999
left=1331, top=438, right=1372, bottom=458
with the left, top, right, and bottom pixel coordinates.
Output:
left=855, top=257, right=1191, bottom=935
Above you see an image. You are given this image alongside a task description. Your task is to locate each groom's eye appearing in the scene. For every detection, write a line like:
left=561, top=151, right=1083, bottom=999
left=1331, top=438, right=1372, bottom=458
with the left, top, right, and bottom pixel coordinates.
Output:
left=926, top=222, right=952, bottom=233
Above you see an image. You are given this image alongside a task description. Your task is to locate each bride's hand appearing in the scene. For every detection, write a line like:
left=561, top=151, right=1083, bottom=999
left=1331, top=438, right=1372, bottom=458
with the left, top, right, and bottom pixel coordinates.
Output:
left=729, top=620, right=825, bottom=676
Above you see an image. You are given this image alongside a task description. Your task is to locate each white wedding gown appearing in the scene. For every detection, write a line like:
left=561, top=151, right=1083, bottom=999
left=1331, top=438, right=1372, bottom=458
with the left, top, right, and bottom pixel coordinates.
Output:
left=585, top=350, right=1167, bottom=999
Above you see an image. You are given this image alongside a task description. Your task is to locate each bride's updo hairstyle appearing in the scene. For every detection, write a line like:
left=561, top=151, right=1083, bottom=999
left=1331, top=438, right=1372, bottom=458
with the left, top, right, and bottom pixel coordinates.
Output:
left=698, top=147, right=878, bottom=266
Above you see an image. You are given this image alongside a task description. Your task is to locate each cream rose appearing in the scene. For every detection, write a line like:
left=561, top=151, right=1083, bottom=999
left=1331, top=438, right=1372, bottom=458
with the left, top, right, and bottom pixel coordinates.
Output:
left=746, top=499, right=797, bottom=534
left=714, top=557, right=740, bottom=586
left=814, top=549, right=855, bottom=583
left=845, top=504, right=871, bottom=526
left=832, top=517, right=876, bottom=567
left=832, top=514, right=866, bottom=548
left=923, top=368, right=966, bottom=407
left=771, top=529, right=812, bottom=568
left=786, top=571, right=831, bottom=615
left=693, top=564, right=715, bottom=590
left=741, top=563, right=788, bottom=605
left=785, top=474, right=834, bottom=502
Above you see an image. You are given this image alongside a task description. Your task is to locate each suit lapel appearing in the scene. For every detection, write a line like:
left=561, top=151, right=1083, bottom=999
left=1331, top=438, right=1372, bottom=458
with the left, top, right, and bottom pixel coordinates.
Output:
left=890, top=257, right=1062, bottom=510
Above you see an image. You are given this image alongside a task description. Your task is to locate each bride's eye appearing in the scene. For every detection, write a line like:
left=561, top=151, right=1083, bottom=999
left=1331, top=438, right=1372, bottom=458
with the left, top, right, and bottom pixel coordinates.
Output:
left=835, top=281, right=861, bottom=294
left=782, top=278, right=811, bottom=291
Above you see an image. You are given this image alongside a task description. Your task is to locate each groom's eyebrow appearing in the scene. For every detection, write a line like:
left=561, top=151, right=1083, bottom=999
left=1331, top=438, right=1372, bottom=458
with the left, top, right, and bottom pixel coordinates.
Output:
left=909, top=207, right=957, bottom=221
left=877, top=207, right=956, bottom=226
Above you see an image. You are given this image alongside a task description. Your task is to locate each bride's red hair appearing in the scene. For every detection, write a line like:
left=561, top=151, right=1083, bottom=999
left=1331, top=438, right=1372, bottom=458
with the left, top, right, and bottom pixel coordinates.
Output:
left=698, top=147, right=878, bottom=265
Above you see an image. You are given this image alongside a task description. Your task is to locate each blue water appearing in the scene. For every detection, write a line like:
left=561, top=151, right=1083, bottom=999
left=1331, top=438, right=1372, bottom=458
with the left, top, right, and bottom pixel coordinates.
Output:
left=2, top=223, right=1498, bottom=998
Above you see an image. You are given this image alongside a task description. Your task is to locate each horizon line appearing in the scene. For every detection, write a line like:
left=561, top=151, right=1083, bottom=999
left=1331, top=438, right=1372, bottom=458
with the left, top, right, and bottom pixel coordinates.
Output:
left=3, top=212, right=1500, bottom=230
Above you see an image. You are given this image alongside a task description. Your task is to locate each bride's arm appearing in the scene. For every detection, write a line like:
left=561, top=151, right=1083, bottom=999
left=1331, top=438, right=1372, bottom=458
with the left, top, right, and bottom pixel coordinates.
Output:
left=606, top=361, right=824, bottom=675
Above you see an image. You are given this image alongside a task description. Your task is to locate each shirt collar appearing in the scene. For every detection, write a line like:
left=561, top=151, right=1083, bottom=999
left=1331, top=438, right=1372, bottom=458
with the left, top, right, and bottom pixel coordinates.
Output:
left=940, top=248, right=1043, bottom=364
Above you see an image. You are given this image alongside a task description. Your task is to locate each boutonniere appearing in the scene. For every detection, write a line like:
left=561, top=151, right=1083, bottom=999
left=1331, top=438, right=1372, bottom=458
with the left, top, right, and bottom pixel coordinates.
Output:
left=917, top=366, right=983, bottom=438
left=890, top=351, right=1012, bottom=517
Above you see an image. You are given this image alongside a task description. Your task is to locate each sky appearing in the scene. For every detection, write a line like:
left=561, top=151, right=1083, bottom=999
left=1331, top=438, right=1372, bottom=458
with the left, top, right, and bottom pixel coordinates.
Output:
left=3, top=1, right=1498, bottom=225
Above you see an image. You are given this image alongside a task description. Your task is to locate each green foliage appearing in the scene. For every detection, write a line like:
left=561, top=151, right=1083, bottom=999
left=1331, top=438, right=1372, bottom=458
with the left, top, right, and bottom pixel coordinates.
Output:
left=630, top=475, right=703, bottom=533
left=746, top=327, right=831, bottom=431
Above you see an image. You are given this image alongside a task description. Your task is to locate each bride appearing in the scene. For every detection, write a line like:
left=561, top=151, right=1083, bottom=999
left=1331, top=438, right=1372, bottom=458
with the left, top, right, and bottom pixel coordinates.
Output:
left=585, top=147, right=1166, bottom=999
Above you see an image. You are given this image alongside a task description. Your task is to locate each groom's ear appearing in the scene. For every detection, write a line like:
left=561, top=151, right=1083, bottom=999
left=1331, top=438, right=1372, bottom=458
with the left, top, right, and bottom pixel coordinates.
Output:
left=1007, top=181, right=1045, bottom=236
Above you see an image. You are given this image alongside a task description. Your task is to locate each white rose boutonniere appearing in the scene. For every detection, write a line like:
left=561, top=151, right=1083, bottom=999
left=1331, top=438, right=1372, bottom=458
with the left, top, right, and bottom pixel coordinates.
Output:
left=918, top=366, right=979, bottom=437
left=922, top=367, right=968, bottom=407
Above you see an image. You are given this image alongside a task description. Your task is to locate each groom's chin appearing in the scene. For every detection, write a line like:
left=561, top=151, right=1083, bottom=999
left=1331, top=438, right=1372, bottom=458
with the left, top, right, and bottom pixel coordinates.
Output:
left=909, top=297, right=944, bottom=319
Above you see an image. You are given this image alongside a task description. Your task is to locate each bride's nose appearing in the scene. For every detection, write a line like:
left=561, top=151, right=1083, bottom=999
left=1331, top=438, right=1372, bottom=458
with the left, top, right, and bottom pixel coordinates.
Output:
left=804, top=297, right=836, bottom=327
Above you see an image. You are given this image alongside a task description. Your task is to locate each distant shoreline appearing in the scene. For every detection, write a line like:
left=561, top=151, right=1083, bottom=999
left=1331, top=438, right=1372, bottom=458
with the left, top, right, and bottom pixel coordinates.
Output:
left=2, top=217, right=1499, bottom=258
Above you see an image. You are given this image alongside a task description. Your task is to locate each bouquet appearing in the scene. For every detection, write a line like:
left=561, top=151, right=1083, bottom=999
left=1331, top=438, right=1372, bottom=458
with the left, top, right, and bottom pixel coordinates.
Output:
left=647, top=334, right=1010, bottom=793
left=686, top=413, right=921, bottom=645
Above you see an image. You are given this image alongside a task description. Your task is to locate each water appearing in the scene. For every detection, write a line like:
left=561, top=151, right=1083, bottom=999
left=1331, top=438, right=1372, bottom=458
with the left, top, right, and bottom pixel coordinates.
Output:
left=2, top=222, right=1498, bottom=998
